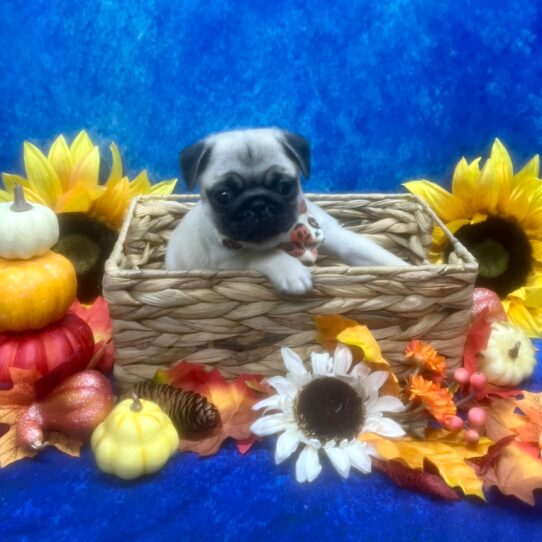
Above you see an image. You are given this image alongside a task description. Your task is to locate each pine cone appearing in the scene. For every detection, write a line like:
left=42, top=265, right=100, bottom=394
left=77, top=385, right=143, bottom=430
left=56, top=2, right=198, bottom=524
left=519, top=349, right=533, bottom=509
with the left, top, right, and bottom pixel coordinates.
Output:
left=131, top=381, right=219, bottom=434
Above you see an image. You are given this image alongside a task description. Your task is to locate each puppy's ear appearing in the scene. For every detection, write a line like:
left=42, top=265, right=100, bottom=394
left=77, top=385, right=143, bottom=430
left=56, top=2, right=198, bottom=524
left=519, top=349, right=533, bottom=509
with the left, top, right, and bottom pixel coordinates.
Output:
left=179, top=141, right=213, bottom=191
left=280, top=131, right=311, bottom=179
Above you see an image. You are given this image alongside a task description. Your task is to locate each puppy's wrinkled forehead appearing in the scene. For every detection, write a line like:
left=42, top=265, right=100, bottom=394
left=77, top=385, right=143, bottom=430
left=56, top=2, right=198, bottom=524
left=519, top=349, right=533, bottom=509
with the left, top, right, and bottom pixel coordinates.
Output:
left=201, top=130, right=298, bottom=184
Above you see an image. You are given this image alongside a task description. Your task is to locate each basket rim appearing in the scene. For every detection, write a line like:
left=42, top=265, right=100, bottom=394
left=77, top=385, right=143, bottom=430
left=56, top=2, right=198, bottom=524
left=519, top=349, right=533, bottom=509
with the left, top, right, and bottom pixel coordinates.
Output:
left=104, top=192, right=478, bottom=279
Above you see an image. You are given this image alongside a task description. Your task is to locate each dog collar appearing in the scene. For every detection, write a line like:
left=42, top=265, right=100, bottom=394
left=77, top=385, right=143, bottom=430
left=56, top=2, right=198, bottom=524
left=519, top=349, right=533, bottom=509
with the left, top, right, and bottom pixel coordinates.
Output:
left=218, top=199, right=325, bottom=264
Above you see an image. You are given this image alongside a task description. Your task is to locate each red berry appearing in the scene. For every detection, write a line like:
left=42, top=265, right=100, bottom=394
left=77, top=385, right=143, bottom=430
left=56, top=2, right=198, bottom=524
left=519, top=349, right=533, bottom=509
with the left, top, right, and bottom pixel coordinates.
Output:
left=444, top=415, right=464, bottom=431
left=454, top=368, right=471, bottom=385
left=469, top=372, right=487, bottom=391
left=465, top=429, right=480, bottom=445
left=468, top=407, right=487, bottom=427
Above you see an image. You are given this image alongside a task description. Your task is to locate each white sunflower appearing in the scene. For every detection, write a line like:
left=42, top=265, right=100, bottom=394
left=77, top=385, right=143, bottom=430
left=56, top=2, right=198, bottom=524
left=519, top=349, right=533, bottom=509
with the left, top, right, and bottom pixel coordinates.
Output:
left=250, top=345, right=406, bottom=483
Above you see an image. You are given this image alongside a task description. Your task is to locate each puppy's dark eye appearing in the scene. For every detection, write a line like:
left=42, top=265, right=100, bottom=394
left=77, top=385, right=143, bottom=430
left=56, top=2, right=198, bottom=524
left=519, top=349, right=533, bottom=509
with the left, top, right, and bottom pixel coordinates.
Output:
left=276, top=180, right=295, bottom=196
left=214, top=189, right=234, bottom=206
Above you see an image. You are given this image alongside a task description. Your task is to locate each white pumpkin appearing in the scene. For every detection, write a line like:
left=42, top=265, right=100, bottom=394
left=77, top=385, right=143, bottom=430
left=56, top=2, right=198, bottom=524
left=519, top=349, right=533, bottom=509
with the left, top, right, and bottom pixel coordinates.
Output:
left=478, top=321, right=537, bottom=387
left=0, top=186, right=59, bottom=259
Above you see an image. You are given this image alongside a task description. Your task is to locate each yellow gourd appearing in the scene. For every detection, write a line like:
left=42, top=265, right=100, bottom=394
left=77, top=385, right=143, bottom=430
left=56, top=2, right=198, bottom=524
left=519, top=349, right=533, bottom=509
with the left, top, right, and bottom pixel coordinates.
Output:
left=478, top=321, right=537, bottom=387
left=91, top=394, right=179, bottom=480
left=0, top=251, right=77, bottom=332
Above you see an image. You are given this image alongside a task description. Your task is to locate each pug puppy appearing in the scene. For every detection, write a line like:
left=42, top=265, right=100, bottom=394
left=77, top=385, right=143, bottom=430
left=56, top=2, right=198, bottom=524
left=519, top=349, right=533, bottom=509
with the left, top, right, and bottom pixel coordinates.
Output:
left=165, top=128, right=407, bottom=294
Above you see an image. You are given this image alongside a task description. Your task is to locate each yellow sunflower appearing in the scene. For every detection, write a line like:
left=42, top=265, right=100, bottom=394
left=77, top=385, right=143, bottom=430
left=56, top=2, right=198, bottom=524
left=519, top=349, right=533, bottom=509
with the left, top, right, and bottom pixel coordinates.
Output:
left=405, top=139, right=542, bottom=337
left=1, top=131, right=177, bottom=300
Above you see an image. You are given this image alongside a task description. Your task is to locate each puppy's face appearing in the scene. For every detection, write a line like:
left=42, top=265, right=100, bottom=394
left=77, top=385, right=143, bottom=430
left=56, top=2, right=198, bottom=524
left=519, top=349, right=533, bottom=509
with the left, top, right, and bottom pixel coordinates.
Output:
left=180, top=128, right=310, bottom=243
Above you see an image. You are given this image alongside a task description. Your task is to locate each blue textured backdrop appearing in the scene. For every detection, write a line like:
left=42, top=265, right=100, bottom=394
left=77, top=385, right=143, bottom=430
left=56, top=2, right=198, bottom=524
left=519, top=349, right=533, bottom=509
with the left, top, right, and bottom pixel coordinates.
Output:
left=1, top=0, right=542, bottom=192
left=2, top=0, right=542, bottom=540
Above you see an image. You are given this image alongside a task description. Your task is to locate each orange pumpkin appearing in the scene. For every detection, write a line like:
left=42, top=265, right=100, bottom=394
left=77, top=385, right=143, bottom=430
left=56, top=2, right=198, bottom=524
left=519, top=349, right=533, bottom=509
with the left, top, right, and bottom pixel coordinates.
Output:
left=0, top=251, right=77, bottom=332
left=0, top=252, right=77, bottom=333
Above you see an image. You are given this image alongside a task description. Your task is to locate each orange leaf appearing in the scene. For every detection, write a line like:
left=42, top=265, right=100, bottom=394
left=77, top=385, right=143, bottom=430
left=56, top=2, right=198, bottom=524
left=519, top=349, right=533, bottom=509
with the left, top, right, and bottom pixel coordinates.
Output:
left=157, top=362, right=268, bottom=456
left=0, top=426, right=35, bottom=468
left=481, top=442, right=542, bottom=505
left=482, top=398, right=542, bottom=505
left=47, top=432, right=82, bottom=458
left=0, top=368, right=40, bottom=425
left=363, top=430, right=493, bottom=499
left=314, top=314, right=359, bottom=351
left=515, top=392, right=542, bottom=444
left=70, top=296, right=112, bottom=346
left=0, top=368, right=84, bottom=468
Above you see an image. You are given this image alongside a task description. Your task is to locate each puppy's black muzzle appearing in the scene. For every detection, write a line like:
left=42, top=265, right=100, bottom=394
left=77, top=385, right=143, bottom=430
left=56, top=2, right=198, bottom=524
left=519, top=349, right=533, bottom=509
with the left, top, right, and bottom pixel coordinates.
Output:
left=216, top=189, right=298, bottom=243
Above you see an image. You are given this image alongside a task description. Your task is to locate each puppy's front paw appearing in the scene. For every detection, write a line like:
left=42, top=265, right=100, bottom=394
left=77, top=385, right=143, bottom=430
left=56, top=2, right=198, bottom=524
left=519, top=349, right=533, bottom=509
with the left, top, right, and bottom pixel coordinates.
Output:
left=250, top=251, right=314, bottom=295
left=274, top=267, right=313, bottom=295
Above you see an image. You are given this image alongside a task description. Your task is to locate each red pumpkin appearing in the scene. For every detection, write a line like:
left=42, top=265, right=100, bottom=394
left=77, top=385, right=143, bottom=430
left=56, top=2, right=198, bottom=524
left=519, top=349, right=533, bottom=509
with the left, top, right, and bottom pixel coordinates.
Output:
left=0, top=312, right=95, bottom=384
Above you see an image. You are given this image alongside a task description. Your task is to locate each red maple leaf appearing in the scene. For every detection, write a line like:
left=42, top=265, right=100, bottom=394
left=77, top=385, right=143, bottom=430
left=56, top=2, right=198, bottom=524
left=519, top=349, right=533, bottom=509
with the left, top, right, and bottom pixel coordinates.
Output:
left=372, top=458, right=460, bottom=500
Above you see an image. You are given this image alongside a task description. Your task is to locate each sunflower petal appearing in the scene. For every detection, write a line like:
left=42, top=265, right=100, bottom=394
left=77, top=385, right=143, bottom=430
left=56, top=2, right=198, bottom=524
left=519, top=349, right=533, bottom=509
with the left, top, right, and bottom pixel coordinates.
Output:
left=69, top=147, right=100, bottom=190
left=364, top=416, right=406, bottom=438
left=250, top=413, right=292, bottom=436
left=332, top=344, right=352, bottom=375
left=347, top=441, right=372, bottom=473
left=69, top=130, right=94, bottom=164
left=91, top=177, right=130, bottom=230
left=48, top=135, right=74, bottom=190
left=106, top=143, right=123, bottom=186
left=476, top=159, right=501, bottom=214
left=451, top=157, right=480, bottom=211
left=505, top=297, right=542, bottom=337
left=54, top=182, right=93, bottom=213
left=252, top=394, right=283, bottom=412
left=128, top=170, right=152, bottom=197
left=325, top=446, right=351, bottom=478
left=275, top=430, right=301, bottom=464
left=295, top=446, right=322, bottom=483
left=371, top=396, right=405, bottom=414
left=403, top=180, right=468, bottom=222
left=265, top=376, right=299, bottom=399
left=311, top=352, right=331, bottom=375
left=23, top=142, right=62, bottom=207
left=0, top=189, right=11, bottom=202
left=514, top=154, right=539, bottom=185
left=281, top=347, right=306, bottom=376
left=363, top=371, right=389, bottom=393
left=148, top=178, right=177, bottom=196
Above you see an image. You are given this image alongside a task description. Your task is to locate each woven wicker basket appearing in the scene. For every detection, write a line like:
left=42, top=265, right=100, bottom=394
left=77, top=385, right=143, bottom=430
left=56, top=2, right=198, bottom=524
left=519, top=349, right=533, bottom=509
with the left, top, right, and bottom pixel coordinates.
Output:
left=103, top=194, right=478, bottom=390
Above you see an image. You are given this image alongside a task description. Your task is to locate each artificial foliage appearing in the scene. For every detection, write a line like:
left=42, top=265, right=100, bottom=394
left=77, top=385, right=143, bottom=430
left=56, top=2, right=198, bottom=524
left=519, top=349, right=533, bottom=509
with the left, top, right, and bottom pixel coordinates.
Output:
left=405, top=140, right=542, bottom=337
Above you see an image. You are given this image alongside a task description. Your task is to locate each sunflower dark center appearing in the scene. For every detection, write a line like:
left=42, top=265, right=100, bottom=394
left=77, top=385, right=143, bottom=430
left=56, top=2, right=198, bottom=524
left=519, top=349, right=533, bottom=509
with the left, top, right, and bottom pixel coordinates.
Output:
left=294, top=377, right=364, bottom=442
left=53, top=213, right=117, bottom=302
left=452, top=216, right=532, bottom=298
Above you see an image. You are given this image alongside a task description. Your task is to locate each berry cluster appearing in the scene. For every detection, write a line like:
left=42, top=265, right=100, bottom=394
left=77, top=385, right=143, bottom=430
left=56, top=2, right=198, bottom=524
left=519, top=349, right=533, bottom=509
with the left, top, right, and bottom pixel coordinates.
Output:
left=441, top=368, right=489, bottom=444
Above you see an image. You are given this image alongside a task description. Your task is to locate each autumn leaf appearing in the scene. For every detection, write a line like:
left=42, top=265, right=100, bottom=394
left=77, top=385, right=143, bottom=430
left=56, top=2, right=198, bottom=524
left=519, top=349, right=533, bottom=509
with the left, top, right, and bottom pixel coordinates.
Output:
left=314, top=314, right=359, bottom=351
left=0, top=426, right=35, bottom=467
left=0, top=368, right=40, bottom=425
left=372, top=458, right=460, bottom=501
left=314, top=315, right=401, bottom=396
left=47, top=432, right=82, bottom=458
left=515, top=392, right=542, bottom=445
left=156, top=362, right=269, bottom=456
left=481, top=398, right=542, bottom=505
left=0, top=368, right=83, bottom=468
left=363, top=430, right=493, bottom=499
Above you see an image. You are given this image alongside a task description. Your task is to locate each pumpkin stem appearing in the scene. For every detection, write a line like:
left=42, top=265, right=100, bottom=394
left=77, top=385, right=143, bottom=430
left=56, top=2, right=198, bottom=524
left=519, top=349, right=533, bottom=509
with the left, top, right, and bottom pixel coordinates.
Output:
left=130, top=392, right=143, bottom=412
left=508, top=341, right=521, bottom=360
left=11, top=185, right=33, bottom=212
